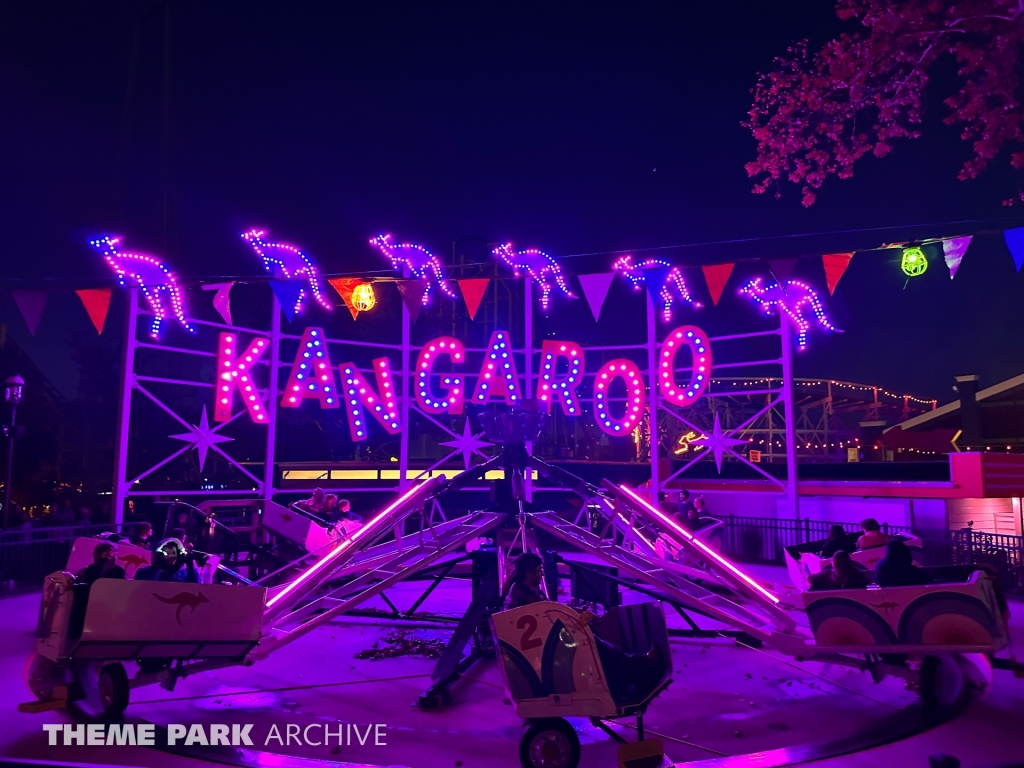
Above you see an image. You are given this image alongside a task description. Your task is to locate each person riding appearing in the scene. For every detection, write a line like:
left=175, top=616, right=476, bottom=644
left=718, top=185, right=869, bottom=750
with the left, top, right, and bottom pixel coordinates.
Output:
left=133, top=538, right=201, bottom=583
left=875, top=539, right=927, bottom=587
left=501, top=553, right=665, bottom=703
left=856, top=518, right=890, bottom=551
left=129, top=522, right=154, bottom=549
left=820, top=525, right=849, bottom=558
left=76, top=542, right=127, bottom=585
left=302, top=488, right=327, bottom=514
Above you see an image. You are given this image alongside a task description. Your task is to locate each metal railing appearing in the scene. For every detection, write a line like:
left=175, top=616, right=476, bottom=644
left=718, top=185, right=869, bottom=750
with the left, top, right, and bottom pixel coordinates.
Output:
left=0, top=522, right=143, bottom=588
left=716, top=515, right=1024, bottom=596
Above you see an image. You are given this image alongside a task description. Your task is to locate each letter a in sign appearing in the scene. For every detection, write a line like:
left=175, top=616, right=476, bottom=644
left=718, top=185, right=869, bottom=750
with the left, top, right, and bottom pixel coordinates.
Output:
left=281, top=328, right=339, bottom=409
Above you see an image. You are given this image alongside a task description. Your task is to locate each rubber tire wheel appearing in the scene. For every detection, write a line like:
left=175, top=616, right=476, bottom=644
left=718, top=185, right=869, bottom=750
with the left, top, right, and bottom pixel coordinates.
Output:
left=24, top=652, right=63, bottom=701
left=919, top=654, right=964, bottom=712
left=519, top=718, right=580, bottom=768
left=98, top=662, right=130, bottom=715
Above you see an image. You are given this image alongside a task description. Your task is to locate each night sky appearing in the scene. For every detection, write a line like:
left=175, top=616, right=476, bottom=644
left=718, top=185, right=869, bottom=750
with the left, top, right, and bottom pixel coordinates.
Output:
left=2, top=2, right=1024, bottom=403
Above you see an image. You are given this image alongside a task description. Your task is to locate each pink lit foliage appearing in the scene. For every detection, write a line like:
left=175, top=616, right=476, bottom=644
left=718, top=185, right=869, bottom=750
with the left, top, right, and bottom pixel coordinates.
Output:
left=745, top=1, right=1024, bottom=206
left=613, top=255, right=701, bottom=321
left=90, top=235, right=194, bottom=338
left=492, top=243, right=575, bottom=311
left=369, top=234, right=456, bottom=303
left=740, top=277, right=840, bottom=349
left=241, top=229, right=332, bottom=313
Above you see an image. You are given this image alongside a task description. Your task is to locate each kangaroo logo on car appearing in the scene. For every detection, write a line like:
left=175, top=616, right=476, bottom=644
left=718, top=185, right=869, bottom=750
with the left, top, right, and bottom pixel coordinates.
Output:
left=117, top=553, right=149, bottom=569
left=153, top=591, right=210, bottom=625
left=871, top=601, right=900, bottom=616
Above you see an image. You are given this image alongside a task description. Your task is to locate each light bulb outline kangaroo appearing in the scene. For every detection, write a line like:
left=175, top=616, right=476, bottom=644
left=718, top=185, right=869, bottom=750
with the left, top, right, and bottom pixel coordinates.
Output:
left=492, top=243, right=574, bottom=311
left=740, top=277, right=840, bottom=349
left=369, top=234, right=455, bottom=304
left=612, top=255, right=702, bottom=322
left=241, top=229, right=332, bottom=314
left=90, top=235, right=194, bottom=338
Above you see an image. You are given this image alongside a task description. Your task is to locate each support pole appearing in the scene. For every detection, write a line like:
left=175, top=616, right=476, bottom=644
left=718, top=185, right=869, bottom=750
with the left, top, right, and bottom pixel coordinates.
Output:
left=646, top=291, right=659, bottom=502
left=262, top=294, right=282, bottom=505
left=524, top=277, right=533, bottom=502
left=112, top=287, right=139, bottom=526
left=780, top=313, right=800, bottom=521
left=399, top=268, right=411, bottom=491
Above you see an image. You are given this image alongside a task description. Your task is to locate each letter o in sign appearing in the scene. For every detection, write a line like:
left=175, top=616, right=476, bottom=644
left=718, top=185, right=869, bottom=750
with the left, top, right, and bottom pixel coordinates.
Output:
left=658, top=325, right=711, bottom=406
left=593, top=359, right=646, bottom=436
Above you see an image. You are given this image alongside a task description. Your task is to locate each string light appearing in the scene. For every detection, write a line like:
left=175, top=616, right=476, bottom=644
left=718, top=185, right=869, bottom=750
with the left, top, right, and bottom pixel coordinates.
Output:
left=241, top=229, right=332, bottom=313
left=538, top=340, right=585, bottom=416
left=214, top=332, right=270, bottom=423
left=415, top=336, right=465, bottom=415
left=901, top=246, right=928, bottom=277
left=659, top=325, right=712, bottom=406
left=612, top=255, right=701, bottom=321
left=369, top=234, right=455, bottom=303
left=593, top=359, right=645, bottom=436
left=340, top=357, right=401, bottom=441
left=90, top=235, right=194, bottom=338
left=740, top=277, right=838, bottom=350
left=281, top=328, right=338, bottom=410
left=492, top=243, right=574, bottom=311
left=471, top=330, right=523, bottom=405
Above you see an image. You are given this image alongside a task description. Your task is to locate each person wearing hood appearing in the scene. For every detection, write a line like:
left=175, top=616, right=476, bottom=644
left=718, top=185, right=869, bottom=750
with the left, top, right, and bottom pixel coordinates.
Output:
left=133, top=538, right=200, bottom=583
left=875, top=539, right=927, bottom=587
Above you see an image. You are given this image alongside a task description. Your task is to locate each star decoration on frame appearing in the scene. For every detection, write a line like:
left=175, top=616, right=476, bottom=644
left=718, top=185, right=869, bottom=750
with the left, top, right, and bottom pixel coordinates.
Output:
left=705, top=412, right=747, bottom=472
left=170, top=406, right=234, bottom=472
left=440, top=419, right=493, bottom=470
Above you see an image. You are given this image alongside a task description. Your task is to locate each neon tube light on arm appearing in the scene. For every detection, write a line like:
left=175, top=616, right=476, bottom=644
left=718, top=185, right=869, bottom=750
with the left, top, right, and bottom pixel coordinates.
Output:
left=617, top=484, right=779, bottom=604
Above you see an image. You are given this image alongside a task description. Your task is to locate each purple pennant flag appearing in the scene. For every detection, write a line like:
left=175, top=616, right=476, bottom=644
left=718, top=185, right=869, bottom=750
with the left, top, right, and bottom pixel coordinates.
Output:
left=12, top=290, right=47, bottom=335
left=1004, top=227, right=1024, bottom=272
left=942, top=236, right=972, bottom=279
left=202, top=282, right=235, bottom=325
left=578, top=272, right=615, bottom=322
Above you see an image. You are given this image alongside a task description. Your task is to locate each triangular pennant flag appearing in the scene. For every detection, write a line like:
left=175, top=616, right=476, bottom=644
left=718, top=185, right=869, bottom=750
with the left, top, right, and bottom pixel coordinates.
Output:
left=701, top=263, right=734, bottom=306
left=644, top=266, right=671, bottom=308
left=578, top=272, right=615, bottom=322
left=328, top=277, right=363, bottom=320
left=270, top=280, right=304, bottom=323
left=942, top=236, right=972, bottom=279
left=768, top=258, right=799, bottom=284
left=457, top=278, right=490, bottom=321
left=821, top=252, right=854, bottom=295
left=396, top=279, right=429, bottom=324
left=201, top=282, right=234, bottom=325
left=1005, top=227, right=1024, bottom=272
left=12, top=290, right=47, bottom=335
left=75, top=288, right=112, bottom=334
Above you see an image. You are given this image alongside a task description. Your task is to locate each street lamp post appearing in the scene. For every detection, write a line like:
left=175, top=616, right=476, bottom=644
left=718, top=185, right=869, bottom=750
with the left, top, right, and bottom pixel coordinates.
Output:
left=4, top=374, right=24, bottom=529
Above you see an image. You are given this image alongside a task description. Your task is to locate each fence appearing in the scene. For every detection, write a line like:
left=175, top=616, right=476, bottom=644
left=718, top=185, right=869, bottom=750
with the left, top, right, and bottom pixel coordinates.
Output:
left=0, top=523, right=143, bottom=589
left=718, top=515, right=1024, bottom=597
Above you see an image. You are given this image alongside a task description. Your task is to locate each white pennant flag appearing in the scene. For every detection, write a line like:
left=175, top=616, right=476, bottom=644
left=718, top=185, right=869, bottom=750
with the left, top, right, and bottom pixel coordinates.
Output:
left=202, top=282, right=235, bottom=325
left=942, top=236, right=972, bottom=279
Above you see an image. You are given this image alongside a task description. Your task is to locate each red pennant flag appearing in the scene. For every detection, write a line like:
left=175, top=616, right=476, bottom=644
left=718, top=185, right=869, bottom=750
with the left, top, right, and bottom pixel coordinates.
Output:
left=457, top=278, right=489, bottom=321
left=701, top=263, right=734, bottom=306
left=12, top=290, right=47, bottom=335
left=328, top=277, right=363, bottom=320
left=822, top=252, right=854, bottom=295
left=768, top=258, right=799, bottom=284
left=396, top=279, right=429, bottom=324
left=75, top=288, right=112, bottom=334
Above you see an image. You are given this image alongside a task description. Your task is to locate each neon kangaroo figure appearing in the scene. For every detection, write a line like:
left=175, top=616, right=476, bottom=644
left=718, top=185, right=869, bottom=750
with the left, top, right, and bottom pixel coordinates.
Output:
left=492, top=243, right=574, bottom=311
left=90, top=235, right=195, bottom=338
left=612, top=255, right=701, bottom=322
left=241, top=229, right=331, bottom=314
left=740, top=277, right=840, bottom=349
left=369, top=234, right=455, bottom=303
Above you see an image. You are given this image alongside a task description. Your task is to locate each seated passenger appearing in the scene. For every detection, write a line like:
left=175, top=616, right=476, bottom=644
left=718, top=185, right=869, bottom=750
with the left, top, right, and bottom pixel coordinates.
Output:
left=856, top=518, right=890, bottom=551
left=129, top=522, right=154, bottom=549
left=301, top=488, right=327, bottom=515
left=134, top=538, right=200, bottom=583
left=875, top=539, right=927, bottom=587
left=831, top=551, right=869, bottom=589
left=819, top=525, right=848, bottom=558
left=693, top=496, right=709, bottom=518
left=501, top=553, right=665, bottom=704
left=323, top=494, right=339, bottom=520
left=76, top=542, right=127, bottom=585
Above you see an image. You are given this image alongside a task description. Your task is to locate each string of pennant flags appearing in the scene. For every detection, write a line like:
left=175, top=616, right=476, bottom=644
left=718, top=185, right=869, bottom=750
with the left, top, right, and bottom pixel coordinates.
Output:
left=5, top=224, right=1024, bottom=337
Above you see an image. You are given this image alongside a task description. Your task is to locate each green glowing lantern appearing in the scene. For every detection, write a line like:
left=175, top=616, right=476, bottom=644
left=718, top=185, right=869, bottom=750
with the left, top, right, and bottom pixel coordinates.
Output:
left=901, top=246, right=928, bottom=277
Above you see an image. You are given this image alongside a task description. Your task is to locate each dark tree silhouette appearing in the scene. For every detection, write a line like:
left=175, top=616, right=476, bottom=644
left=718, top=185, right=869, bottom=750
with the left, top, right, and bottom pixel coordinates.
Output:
left=745, top=0, right=1024, bottom=206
